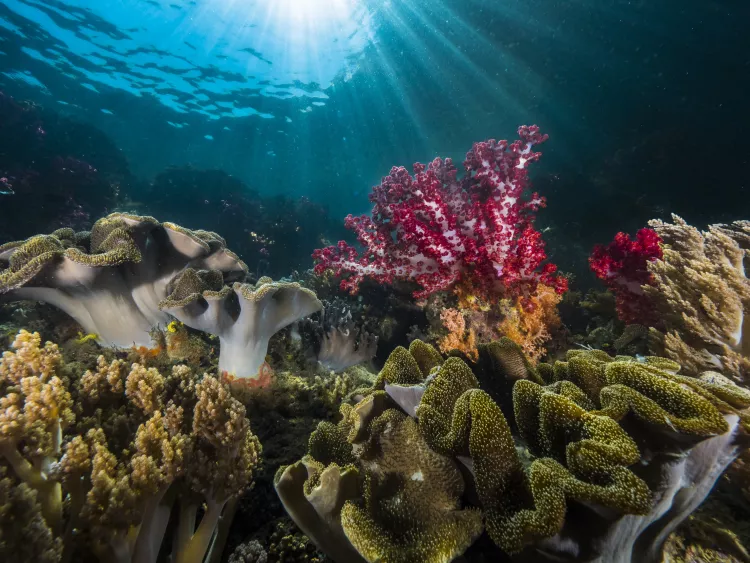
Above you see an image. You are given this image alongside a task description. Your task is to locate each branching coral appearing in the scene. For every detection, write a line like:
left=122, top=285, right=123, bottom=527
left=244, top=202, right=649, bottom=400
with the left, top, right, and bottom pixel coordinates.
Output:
left=313, top=126, right=566, bottom=301
left=277, top=338, right=750, bottom=563
left=644, top=215, right=750, bottom=382
left=497, top=283, right=563, bottom=364
left=0, top=213, right=248, bottom=348
left=0, top=330, right=73, bottom=531
left=0, top=329, right=262, bottom=563
left=160, top=271, right=322, bottom=386
left=589, top=228, right=663, bottom=325
left=177, top=376, right=262, bottom=563
left=438, top=308, right=477, bottom=360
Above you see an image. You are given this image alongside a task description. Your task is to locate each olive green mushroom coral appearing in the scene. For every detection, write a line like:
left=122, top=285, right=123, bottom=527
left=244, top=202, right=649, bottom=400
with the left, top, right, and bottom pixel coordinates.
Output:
left=0, top=213, right=248, bottom=349
left=277, top=339, right=750, bottom=563
left=275, top=342, right=483, bottom=563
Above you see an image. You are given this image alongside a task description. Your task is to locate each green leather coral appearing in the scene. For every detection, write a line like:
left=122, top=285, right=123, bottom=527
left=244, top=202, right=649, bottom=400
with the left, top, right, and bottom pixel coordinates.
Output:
left=275, top=345, right=482, bottom=563
left=545, top=348, right=738, bottom=436
left=373, top=341, right=433, bottom=389
left=416, top=353, right=652, bottom=554
left=340, top=410, right=483, bottom=563
left=278, top=340, right=750, bottom=563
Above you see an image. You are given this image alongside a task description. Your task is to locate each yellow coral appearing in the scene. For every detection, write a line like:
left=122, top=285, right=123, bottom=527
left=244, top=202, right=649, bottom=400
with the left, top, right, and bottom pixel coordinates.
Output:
left=453, top=278, right=492, bottom=312
left=79, top=355, right=127, bottom=401
left=0, top=330, right=74, bottom=531
left=74, top=331, right=100, bottom=344
left=125, top=363, right=165, bottom=414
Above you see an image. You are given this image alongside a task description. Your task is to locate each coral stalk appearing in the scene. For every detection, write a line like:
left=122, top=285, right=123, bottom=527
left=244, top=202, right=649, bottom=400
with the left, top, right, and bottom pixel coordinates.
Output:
left=174, top=496, right=226, bottom=563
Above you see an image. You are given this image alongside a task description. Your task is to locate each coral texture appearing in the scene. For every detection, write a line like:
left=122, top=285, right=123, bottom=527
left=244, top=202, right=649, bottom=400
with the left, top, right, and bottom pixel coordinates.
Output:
left=438, top=308, right=478, bottom=360
left=277, top=339, right=750, bottom=563
left=0, top=330, right=261, bottom=563
left=313, top=126, right=566, bottom=301
left=644, top=215, right=750, bottom=382
left=160, top=272, right=322, bottom=384
left=0, top=213, right=247, bottom=348
left=589, top=227, right=663, bottom=325
left=496, top=282, right=563, bottom=363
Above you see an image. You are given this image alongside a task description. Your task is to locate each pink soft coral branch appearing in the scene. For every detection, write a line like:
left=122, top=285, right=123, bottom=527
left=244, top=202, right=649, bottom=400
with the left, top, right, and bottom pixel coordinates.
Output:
left=313, top=125, right=567, bottom=300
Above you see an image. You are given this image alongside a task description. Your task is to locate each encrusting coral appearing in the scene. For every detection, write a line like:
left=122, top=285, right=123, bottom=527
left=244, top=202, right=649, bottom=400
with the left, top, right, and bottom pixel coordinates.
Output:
left=0, top=213, right=248, bottom=349
left=159, top=271, right=322, bottom=387
left=0, top=329, right=262, bottom=563
left=276, top=337, right=750, bottom=563
left=645, top=214, right=750, bottom=382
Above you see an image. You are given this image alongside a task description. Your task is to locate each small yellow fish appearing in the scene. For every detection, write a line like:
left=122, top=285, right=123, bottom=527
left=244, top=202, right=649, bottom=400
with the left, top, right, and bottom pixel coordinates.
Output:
left=75, top=332, right=99, bottom=344
left=166, top=320, right=182, bottom=334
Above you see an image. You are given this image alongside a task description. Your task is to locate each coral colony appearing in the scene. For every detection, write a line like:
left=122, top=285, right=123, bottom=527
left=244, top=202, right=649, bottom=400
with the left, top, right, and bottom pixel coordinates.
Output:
left=589, top=227, right=663, bottom=325
left=314, top=126, right=567, bottom=302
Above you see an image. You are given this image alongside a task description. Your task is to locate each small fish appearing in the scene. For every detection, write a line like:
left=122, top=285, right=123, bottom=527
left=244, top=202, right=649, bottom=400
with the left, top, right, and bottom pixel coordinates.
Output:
left=74, top=331, right=99, bottom=344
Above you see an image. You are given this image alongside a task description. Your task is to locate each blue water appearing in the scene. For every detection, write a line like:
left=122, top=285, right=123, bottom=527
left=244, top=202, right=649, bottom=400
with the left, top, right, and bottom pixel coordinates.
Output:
left=0, top=0, right=748, bottom=277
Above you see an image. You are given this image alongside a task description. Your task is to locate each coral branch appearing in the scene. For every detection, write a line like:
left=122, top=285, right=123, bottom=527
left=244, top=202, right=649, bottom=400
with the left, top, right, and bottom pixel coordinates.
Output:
left=314, top=126, right=566, bottom=301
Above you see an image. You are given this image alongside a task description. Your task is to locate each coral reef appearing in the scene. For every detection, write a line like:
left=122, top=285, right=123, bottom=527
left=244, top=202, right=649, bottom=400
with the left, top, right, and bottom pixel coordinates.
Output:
left=427, top=281, right=564, bottom=366
left=160, top=272, right=322, bottom=385
left=0, top=329, right=261, bottom=563
left=276, top=339, right=750, bottom=563
left=313, top=126, right=566, bottom=301
left=0, top=212, right=247, bottom=349
left=645, top=215, right=750, bottom=382
left=229, top=539, right=269, bottom=563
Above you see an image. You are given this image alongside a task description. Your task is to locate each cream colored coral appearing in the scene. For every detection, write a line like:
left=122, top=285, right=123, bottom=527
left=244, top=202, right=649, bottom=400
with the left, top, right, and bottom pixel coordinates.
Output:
left=646, top=215, right=750, bottom=381
left=0, top=330, right=74, bottom=530
left=438, top=308, right=478, bottom=360
left=125, top=363, right=165, bottom=414
left=79, top=355, right=127, bottom=401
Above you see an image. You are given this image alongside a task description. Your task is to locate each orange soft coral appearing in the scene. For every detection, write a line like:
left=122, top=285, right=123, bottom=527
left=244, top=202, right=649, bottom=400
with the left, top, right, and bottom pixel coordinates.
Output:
left=497, top=284, right=562, bottom=364
left=438, top=308, right=478, bottom=360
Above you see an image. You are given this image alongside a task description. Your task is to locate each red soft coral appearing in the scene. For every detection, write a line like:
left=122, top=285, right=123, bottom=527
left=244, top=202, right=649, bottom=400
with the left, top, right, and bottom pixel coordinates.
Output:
left=313, top=126, right=566, bottom=301
left=589, top=228, right=663, bottom=325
